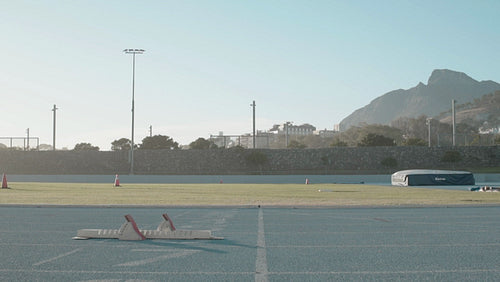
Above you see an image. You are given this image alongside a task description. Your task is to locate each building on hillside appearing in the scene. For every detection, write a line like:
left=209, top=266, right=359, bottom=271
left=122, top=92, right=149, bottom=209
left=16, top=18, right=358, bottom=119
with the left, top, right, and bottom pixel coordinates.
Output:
left=315, top=128, right=337, bottom=137
left=239, top=131, right=273, bottom=148
left=209, top=132, right=237, bottom=148
left=269, top=123, right=317, bottom=136
left=479, top=122, right=499, bottom=134
left=210, top=131, right=273, bottom=149
left=211, top=122, right=344, bottom=149
left=314, top=124, right=340, bottom=137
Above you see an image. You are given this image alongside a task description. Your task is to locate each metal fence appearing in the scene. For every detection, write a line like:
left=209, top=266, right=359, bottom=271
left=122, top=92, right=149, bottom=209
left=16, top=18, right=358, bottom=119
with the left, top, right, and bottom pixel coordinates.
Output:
left=0, top=137, right=40, bottom=150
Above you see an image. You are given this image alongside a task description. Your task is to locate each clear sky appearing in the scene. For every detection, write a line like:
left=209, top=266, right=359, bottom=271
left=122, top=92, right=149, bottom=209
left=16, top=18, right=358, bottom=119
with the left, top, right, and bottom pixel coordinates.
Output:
left=1, top=0, right=499, bottom=150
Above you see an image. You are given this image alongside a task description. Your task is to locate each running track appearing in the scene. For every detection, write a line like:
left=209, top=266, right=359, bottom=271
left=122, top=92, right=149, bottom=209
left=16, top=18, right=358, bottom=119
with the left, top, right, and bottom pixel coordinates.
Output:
left=0, top=206, right=499, bottom=281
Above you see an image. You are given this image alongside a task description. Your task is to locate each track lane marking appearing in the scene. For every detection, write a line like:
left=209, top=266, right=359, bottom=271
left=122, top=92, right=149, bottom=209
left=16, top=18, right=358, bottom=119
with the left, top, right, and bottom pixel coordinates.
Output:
left=1, top=268, right=498, bottom=275
left=255, top=208, right=268, bottom=282
left=33, top=248, right=82, bottom=266
left=114, top=250, right=199, bottom=267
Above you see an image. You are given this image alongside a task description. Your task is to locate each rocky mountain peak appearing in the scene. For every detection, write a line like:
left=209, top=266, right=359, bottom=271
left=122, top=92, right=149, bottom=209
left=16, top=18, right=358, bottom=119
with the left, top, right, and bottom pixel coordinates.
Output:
left=427, top=69, right=477, bottom=86
left=339, top=69, right=500, bottom=130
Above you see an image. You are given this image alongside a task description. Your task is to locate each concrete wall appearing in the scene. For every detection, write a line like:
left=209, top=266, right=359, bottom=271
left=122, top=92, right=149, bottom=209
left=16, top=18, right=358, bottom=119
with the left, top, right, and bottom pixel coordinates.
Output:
left=0, top=146, right=498, bottom=175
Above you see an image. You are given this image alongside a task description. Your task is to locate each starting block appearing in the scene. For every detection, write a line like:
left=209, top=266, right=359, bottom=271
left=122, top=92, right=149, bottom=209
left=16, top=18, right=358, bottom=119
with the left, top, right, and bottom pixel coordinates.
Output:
left=73, top=213, right=223, bottom=240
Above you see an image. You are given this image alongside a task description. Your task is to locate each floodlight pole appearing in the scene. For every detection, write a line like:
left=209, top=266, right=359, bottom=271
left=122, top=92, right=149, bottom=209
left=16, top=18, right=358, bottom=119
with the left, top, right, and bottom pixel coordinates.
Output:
left=26, top=128, right=30, bottom=150
left=251, top=100, right=256, bottom=148
left=452, top=99, right=456, bottom=146
left=426, top=117, right=432, bottom=147
left=123, top=49, right=145, bottom=175
left=285, top=121, right=292, bottom=148
left=52, top=104, right=58, bottom=151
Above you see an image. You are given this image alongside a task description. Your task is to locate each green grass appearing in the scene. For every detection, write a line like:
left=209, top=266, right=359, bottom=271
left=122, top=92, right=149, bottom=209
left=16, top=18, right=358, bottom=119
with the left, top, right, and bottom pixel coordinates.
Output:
left=1, top=182, right=499, bottom=206
left=470, top=167, right=500, bottom=173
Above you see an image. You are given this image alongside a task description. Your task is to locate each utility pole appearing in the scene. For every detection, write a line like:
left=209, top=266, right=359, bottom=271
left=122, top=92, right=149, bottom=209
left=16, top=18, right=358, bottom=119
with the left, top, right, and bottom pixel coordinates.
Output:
left=426, top=117, right=432, bottom=147
left=123, top=48, right=145, bottom=175
left=26, top=128, right=30, bottom=150
left=452, top=99, right=456, bottom=146
left=251, top=100, right=256, bottom=148
left=149, top=125, right=153, bottom=137
left=52, top=104, right=58, bottom=150
left=285, top=121, right=292, bottom=148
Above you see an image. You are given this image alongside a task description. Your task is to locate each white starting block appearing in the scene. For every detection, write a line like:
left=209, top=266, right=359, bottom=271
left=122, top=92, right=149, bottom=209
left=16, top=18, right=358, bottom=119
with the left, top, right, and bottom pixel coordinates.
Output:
left=73, top=213, right=223, bottom=240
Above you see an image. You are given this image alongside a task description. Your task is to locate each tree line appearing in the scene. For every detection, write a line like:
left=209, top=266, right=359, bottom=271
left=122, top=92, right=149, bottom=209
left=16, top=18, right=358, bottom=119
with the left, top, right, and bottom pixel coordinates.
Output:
left=73, top=135, right=217, bottom=151
left=285, top=115, right=499, bottom=148
left=68, top=113, right=499, bottom=151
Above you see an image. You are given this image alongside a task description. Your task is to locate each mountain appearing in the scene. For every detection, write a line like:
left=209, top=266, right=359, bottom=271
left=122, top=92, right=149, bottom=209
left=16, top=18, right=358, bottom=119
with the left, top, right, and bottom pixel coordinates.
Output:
left=437, top=90, right=500, bottom=127
left=339, top=69, right=500, bottom=130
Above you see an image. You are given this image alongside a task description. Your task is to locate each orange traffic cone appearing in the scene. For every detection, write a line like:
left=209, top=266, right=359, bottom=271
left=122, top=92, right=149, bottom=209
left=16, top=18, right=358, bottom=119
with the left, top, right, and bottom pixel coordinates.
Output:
left=114, top=174, right=120, bottom=187
left=2, top=174, right=8, bottom=189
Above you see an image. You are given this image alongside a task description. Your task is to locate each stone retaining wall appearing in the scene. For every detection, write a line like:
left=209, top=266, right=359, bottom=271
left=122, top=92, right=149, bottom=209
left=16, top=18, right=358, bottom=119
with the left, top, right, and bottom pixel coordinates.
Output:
left=0, top=146, right=498, bottom=175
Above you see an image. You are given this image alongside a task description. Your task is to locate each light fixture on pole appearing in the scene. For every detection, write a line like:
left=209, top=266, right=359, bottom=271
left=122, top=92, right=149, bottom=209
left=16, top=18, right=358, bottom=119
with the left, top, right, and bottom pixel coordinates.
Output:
left=452, top=99, right=456, bottom=146
left=52, top=104, right=58, bottom=151
left=285, top=121, right=292, bottom=148
left=123, top=48, right=145, bottom=175
left=26, top=128, right=30, bottom=151
left=426, top=117, right=432, bottom=147
left=250, top=100, right=256, bottom=149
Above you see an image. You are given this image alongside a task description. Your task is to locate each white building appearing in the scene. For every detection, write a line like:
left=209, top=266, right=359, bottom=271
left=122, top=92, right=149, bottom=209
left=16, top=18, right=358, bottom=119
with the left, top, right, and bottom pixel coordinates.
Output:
left=270, top=123, right=316, bottom=136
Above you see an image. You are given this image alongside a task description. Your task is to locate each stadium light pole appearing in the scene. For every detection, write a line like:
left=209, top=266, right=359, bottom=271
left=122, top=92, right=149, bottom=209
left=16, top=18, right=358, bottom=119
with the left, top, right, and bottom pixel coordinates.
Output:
left=426, top=117, right=432, bottom=147
left=285, top=121, right=292, bottom=148
left=251, top=100, right=256, bottom=148
left=123, top=48, right=145, bottom=175
left=452, top=99, right=456, bottom=146
left=52, top=104, right=58, bottom=151
left=26, top=128, right=30, bottom=151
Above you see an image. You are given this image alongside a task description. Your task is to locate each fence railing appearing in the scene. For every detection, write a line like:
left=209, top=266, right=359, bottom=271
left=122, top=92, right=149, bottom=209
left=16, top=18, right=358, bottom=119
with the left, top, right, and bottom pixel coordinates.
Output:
left=0, top=137, right=40, bottom=150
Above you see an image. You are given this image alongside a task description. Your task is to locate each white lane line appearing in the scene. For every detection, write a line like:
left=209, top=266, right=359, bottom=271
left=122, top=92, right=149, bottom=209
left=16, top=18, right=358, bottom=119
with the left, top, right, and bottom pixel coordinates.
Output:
left=0, top=269, right=254, bottom=275
left=114, top=250, right=199, bottom=267
left=255, top=208, right=268, bottom=282
left=265, top=269, right=500, bottom=275
left=267, top=243, right=500, bottom=248
left=33, top=248, right=82, bottom=266
left=1, top=268, right=499, bottom=275
left=130, top=248, right=188, bottom=252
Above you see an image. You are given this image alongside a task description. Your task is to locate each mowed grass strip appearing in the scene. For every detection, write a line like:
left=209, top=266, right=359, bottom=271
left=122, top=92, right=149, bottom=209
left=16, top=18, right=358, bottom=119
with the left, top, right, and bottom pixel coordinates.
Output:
left=1, top=182, right=499, bottom=206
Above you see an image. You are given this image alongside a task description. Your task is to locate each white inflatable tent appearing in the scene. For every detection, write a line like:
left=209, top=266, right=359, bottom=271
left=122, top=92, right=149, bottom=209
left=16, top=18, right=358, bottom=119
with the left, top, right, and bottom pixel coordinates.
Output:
left=391, top=169, right=475, bottom=186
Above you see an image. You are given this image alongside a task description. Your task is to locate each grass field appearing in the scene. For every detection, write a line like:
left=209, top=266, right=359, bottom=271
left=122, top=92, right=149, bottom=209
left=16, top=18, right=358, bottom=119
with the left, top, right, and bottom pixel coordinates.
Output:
left=1, top=182, right=500, bottom=206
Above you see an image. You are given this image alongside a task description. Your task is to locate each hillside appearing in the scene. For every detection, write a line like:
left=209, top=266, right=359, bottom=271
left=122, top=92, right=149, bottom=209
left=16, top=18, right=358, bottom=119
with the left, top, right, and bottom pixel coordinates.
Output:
left=339, top=69, right=500, bottom=130
left=438, top=90, right=500, bottom=128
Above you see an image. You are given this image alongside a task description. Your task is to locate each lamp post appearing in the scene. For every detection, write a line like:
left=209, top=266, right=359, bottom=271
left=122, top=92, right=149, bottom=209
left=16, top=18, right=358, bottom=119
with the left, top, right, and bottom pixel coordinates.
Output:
left=426, top=117, right=432, bottom=147
left=250, top=100, right=256, bottom=148
left=452, top=99, right=456, bottom=146
left=26, top=128, right=30, bottom=151
left=285, top=121, right=292, bottom=148
left=123, top=48, right=145, bottom=175
left=52, top=104, right=58, bottom=151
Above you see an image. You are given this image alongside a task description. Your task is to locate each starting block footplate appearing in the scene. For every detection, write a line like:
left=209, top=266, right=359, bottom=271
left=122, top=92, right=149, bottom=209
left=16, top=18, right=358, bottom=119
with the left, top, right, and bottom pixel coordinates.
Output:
left=73, top=213, right=223, bottom=240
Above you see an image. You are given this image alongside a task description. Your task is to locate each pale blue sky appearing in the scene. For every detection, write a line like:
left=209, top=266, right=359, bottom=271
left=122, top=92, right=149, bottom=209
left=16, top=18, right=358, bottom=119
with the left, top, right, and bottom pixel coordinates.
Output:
left=1, top=0, right=499, bottom=150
